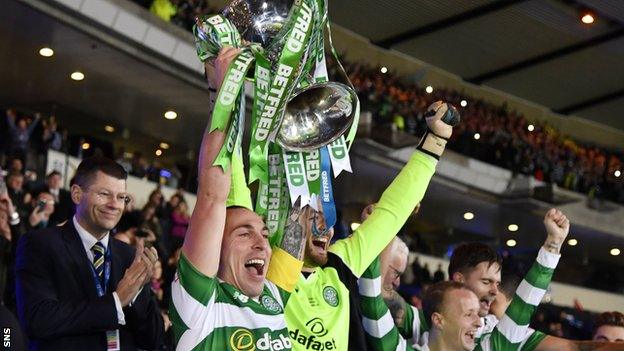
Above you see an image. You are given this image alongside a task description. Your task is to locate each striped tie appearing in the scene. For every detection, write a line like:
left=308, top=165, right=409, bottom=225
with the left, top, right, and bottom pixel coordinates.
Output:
left=92, top=242, right=106, bottom=285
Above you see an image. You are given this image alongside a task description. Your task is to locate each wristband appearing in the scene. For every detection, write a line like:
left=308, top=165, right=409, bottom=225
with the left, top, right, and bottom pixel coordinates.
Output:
left=416, top=130, right=447, bottom=159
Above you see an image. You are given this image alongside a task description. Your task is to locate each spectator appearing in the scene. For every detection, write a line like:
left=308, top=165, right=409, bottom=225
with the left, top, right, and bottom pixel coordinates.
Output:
left=0, top=193, right=19, bottom=297
left=146, top=188, right=165, bottom=218
left=15, top=156, right=164, bottom=350
left=593, top=311, right=624, bottom=342
left=130, top=152, right=148, bottom=179
left=432, top=263, right=445, bottom=283
left=6, top=172, right=31, bottom=221
left=168, top=200, right=189, bottom=251
left=6, top=112, right=40, bottom=167
left=150, top=260, right=165, bottom=308
left=0, top=192, right=26, bottom=350
left=43, top=170, right=73, bottom=225
left=27, top=192, right=55, bottom=230
left=115, top=147, right=132, bottom=173
left=421, top=262, right=432, bottom=284
left=150, top=0, right=176, bottom=22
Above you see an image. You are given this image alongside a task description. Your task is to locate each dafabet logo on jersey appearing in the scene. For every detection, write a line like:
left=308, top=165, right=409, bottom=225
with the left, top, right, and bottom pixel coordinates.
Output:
left=230, top=329, right=254, bottom=351
left=288, top=318, right=337, bottom=350
left=229, top=328, right=291, bottom=351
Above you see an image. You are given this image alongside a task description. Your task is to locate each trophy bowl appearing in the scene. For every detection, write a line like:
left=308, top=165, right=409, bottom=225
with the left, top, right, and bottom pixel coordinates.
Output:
left=277, top=82, right=358, bottom=152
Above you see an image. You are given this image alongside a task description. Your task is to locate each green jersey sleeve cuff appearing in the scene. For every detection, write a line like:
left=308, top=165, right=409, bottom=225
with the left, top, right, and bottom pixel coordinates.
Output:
left=177, top=252, right=218, bottom=305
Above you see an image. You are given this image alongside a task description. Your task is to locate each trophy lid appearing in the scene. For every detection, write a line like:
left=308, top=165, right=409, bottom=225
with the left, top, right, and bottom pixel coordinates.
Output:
left=223, top=0, right=294, bottom=47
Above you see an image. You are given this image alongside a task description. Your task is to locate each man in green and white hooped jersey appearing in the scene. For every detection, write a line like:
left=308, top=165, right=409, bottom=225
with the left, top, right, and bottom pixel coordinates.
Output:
left=271, top=101, right=459, bottom=350
left=170, top=47, right=305, bottom=351
left=359, top=209, right=571, bottom=351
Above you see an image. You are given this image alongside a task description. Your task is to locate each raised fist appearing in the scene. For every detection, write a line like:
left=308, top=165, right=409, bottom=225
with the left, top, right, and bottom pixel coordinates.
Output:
left=423, top=101, right=459, bottom=139
left=543, top=208, right=570, bottom=251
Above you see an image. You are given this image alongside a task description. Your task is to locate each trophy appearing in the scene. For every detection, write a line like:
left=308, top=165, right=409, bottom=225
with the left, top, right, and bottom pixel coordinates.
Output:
left=194, top=0, right=359, bottom=238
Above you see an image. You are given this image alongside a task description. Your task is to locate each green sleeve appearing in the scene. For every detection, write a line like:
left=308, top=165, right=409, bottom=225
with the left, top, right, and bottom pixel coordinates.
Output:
left=359, top=256, right=414, bottom=351
left=398, top=303, right=428, bottom=344
left=226, top=152, right=253, bottom=210
left=485, top=248, right=560, bottom=351
left=520, top=330, right=547, bottom=351
left=329, top=151, right=437, bottom=277
left=175, top=252, right=218, bottom=305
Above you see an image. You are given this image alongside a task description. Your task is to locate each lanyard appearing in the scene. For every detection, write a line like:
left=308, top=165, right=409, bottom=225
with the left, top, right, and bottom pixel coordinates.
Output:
left=88, top=244, right=111, bottom=297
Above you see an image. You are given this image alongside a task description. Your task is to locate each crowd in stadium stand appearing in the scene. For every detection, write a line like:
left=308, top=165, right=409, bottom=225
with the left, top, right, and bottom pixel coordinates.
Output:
left=0, top=110, right=619, bottom=344
left=130, top=0, right=624, bottom=206
left=340, top=58, right=624, bottom=205
left=2, top=2, right=623, bottom=347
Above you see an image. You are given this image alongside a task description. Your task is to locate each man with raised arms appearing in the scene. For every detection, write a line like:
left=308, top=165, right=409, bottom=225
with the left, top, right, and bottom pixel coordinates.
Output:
left=169, top=47, right=307, bottom=351
left=273, top=101, right=459, bottom=350
left=361, top=209, right=620, bottom=351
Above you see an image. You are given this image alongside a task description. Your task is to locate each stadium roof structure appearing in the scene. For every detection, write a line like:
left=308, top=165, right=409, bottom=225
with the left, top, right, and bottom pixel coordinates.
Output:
left=3, top=0, right=624, bottom=150
left=327, top=0, right=624, bottom=132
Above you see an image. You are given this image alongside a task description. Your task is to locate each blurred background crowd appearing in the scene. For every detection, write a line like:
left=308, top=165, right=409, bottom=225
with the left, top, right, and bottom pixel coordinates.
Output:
left=1, top=0, right=622, bottom=346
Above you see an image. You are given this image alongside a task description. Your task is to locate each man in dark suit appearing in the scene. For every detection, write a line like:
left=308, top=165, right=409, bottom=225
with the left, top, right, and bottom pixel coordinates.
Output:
left=42, top=170, right=73, bottom=226
left=15, top=156, right=164, bottom=350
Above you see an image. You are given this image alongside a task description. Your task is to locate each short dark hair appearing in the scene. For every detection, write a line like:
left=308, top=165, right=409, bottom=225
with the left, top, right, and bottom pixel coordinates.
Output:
left=595, top=311, right=624, bottom=330
left=46, top=170, right=62, bottom=179
left=73, top=156, right=127, bottom=188
left=422, top=281, right=468, bottom=325
left=448, top=242, right=502, bottom=278
left=7, top=171, right=23, bottom=180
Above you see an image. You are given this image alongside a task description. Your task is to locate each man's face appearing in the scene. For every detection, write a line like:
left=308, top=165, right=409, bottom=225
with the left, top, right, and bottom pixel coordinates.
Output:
left=593, top=326, right=624, bottom=343
left=302, top=205, right=334, bottom=267
left=436, top=289, right=481, bottom=351
left=47, top=174, right=62, bottom=190
left=10, top=159, right=22, bottom=172
left=455, top=262, right=501, bottom=317
left=218, top=207, right=271, bottom=298
left=72, top=171, right=127, bottom=235
left=382, top=249, right=408, bottom=291
left=7, top=175, right=23, bottom=191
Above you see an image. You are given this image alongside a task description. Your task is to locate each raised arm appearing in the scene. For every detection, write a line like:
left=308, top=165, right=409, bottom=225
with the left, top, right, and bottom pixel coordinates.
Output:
left=181, top=47, right=241, bottom=277
left=359, top=256, right=415, bottom=351
left=329, top=101, right=458, bottom=277
left=485, top=209, right=569, bottom=350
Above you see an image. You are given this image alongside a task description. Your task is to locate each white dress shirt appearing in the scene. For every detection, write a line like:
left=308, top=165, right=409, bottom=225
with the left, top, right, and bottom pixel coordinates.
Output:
left=73, top=216, right=127, bottom=325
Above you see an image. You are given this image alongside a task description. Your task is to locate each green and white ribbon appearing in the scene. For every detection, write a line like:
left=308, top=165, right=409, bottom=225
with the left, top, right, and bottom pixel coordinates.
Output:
left=303, top=149, right=321, bottom=210
left=194, top=15, right=249, bottom=170
left=212, top=50, right=255, bottom=169
left=265, top=144, right=290, bottom=246
left=248, top=0, right=317, bottom=185
left=283, top=151, right=310, bottom=207
left=194, top=14, right=241, bottom=60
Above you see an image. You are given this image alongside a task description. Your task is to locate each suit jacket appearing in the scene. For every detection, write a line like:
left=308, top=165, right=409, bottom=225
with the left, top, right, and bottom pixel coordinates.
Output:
left=15, top=221, right=164, bottom=350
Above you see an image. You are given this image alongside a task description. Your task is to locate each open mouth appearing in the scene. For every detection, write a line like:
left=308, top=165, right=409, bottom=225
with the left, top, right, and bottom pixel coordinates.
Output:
left=244, top=258, right=265, bottom=277
left=465, top=330, right=476, bottom=342
left=311, top=237, right=328, bottom=250
left=480, top=299, right=491, bottom=311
